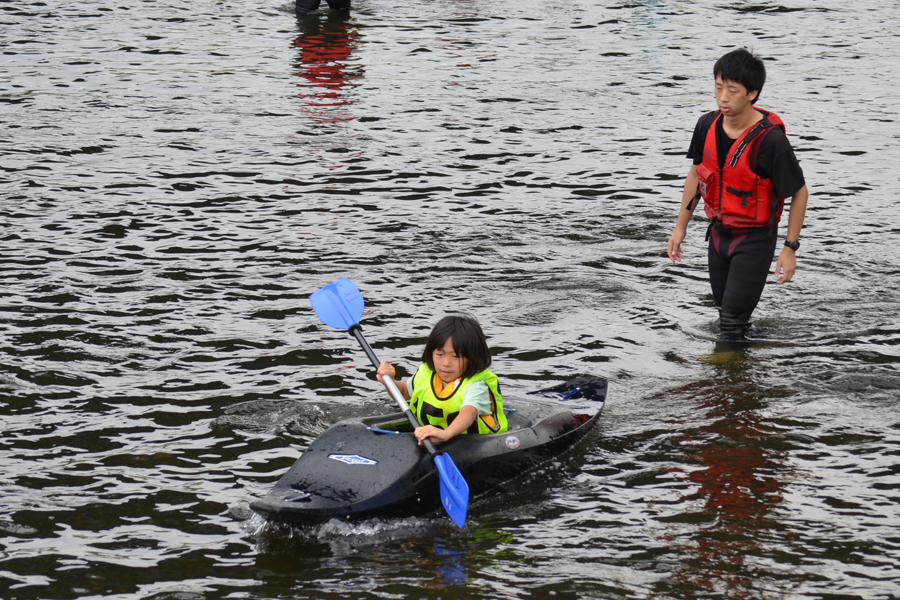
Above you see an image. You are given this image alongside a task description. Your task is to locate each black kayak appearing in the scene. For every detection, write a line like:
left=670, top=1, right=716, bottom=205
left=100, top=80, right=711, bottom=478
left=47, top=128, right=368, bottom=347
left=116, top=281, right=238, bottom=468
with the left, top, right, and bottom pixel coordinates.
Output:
left=250, top=376, right=608, bottom=526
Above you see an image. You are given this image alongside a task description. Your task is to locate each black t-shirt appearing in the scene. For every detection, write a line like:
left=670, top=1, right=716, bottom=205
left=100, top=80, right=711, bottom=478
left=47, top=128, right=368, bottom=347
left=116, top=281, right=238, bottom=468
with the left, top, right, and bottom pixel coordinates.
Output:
left=686, top=110, right=806, bottom=199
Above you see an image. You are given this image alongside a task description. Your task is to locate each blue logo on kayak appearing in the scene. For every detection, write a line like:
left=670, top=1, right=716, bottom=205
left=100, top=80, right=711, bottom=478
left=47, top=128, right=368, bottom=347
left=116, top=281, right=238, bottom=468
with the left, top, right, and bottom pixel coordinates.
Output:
left=328, top=454, right=378, bottom=466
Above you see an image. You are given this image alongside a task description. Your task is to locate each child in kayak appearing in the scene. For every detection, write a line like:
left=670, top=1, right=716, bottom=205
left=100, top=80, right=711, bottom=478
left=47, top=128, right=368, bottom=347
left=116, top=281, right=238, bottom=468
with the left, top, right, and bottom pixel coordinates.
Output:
left=376, top=314, right=507, bottom=445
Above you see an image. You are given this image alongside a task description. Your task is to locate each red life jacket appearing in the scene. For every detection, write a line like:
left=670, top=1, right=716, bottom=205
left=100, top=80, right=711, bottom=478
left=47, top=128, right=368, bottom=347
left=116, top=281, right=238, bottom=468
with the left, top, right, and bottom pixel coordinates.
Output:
left=697, top=109, right=786, bottom=228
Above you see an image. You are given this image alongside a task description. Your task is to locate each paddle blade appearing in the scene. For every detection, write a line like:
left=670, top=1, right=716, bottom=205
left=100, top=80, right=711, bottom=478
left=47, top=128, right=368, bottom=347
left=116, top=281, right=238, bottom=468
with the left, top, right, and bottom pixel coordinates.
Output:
left=310, top=278, right=365, bottom=330
left=433, top=453, right=469, bottom=528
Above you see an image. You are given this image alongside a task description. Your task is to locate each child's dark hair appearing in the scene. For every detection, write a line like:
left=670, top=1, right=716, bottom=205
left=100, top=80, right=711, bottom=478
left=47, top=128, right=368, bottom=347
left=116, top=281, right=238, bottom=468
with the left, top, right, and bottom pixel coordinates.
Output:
left=422, top=314, right=491, bottom=379
left=713, top=48, right=766, bottom=104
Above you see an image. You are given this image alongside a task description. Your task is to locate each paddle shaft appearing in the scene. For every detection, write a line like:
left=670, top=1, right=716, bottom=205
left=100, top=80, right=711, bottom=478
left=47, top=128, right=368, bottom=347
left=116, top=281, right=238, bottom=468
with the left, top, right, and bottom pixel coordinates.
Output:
left=348, top=324, right=440, bottom=456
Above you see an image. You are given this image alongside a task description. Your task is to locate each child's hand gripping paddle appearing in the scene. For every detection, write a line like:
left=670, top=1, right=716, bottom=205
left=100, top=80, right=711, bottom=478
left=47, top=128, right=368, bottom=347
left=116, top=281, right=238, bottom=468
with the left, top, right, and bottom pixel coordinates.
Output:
left=309, top=278, right=469, bottom=528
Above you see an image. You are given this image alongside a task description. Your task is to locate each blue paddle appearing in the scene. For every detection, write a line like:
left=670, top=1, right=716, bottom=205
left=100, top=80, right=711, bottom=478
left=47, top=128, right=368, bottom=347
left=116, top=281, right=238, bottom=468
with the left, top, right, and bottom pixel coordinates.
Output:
left=310, top=278, right=469, bottom=528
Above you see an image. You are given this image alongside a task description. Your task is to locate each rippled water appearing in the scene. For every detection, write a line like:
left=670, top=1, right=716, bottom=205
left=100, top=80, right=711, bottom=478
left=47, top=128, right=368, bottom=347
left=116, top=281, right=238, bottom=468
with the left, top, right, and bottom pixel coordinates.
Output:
left=2, top=0, right=899, bottom=598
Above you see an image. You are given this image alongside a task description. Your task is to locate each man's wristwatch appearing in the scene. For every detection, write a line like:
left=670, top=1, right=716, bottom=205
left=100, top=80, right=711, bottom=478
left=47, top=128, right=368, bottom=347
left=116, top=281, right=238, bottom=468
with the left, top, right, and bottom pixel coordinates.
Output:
left=784, top=239, right=800, bottom=251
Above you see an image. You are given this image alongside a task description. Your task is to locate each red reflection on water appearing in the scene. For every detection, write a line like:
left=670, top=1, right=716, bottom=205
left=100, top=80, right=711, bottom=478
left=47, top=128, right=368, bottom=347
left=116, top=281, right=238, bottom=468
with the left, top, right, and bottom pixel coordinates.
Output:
left=291, top=16, right=364, bottom=171
left=664, top=370, right=787, bottom=597
left=293, top=17, right=360, bottom=121
left=688, top=412, right=783, bottom=521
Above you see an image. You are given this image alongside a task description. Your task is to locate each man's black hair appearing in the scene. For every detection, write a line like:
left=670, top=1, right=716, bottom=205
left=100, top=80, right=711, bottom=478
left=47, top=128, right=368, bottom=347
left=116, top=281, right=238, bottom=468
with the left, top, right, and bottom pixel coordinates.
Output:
left=422, top=314, right=491, bottom=379
left=714, top=48, right=766, bottom=104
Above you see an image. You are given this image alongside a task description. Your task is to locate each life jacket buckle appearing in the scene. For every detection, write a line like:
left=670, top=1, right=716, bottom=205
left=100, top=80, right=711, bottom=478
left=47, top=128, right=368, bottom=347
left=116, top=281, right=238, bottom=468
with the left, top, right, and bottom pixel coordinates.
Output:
left=705, top=218, right=722, bottom=242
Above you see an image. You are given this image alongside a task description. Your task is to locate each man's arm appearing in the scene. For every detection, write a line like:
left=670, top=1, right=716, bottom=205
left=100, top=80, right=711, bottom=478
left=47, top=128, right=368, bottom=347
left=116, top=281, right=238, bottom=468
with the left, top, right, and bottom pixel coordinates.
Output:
left=775, top=185, right=809, bottom=284
left=667, top=164, right=700, bottom=263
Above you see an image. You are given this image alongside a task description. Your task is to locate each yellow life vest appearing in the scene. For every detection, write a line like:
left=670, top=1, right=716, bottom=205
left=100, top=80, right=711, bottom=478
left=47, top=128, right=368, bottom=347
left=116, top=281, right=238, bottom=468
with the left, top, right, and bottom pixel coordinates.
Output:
left=409, top=364, right=507, bottom=434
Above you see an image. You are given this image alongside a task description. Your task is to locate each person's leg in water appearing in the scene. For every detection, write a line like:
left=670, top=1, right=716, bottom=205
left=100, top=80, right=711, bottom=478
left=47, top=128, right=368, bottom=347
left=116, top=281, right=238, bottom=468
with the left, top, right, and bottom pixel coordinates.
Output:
left=708, top=226, right=778, bottom=340
left=296, top=0, right=350, bottom=18
left=325, top=0, right=351, bottom=12
left=296, top=0, right=320, bottom=18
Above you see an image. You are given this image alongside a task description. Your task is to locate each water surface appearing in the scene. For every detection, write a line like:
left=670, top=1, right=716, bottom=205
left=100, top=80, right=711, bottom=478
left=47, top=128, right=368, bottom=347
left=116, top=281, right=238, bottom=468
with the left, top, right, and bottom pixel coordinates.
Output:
left=2, top=0, right=899, bottom=598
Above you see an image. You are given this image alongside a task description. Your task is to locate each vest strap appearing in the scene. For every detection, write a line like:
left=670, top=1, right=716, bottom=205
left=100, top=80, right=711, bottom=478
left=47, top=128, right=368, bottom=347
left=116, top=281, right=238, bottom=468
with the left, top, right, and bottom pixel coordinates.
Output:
left=726, top=186, right=754, bottom=207
left=728, top=120, right=768, bottom=168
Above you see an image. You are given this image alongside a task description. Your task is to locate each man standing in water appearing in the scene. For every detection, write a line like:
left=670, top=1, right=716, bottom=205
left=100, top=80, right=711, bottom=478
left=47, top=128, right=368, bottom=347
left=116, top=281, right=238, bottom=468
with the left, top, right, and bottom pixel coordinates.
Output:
left=667, top=48, right=809, bottom=340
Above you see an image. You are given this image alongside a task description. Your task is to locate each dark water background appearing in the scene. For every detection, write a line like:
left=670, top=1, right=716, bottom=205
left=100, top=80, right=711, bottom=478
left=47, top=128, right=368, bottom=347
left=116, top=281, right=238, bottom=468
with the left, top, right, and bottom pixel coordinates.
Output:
left=2, top=0, right=899, bottom=598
